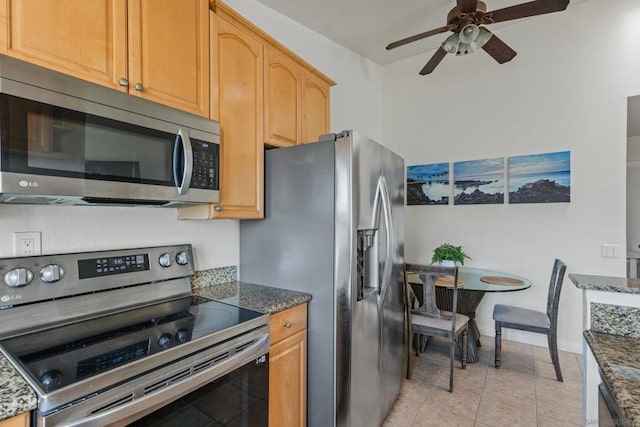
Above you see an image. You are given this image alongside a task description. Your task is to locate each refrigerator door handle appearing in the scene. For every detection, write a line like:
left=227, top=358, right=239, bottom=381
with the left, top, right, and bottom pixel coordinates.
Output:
left=377, top=176, right=394, bottom=309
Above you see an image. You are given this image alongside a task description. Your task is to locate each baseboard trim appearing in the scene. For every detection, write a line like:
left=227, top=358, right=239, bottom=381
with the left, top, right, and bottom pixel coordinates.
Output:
left=478, top=325, right=582, bottom=354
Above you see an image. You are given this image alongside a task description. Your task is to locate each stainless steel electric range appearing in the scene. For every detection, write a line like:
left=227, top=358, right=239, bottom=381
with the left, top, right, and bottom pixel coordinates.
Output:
left=0, top=244, right=269, bottom=426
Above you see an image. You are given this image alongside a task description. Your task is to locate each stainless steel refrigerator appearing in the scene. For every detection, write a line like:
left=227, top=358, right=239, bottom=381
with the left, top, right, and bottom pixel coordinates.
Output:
left=239, top=130, right=405, bottom=427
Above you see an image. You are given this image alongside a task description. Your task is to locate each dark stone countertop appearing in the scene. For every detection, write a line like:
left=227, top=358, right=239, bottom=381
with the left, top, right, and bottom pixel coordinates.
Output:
left=193, top=281, right=311, bottom=314
left=0, top=354, right=37, bottom=421
left=584, top=330, right=640, bottom=424
left=569, top=274, right=640, bottom=294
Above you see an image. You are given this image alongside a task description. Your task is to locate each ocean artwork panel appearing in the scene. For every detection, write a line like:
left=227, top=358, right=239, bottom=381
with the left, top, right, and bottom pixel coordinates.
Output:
left=406, top=162, right=450, bottom=205
left=508, top=151, right=570, bottom=203
left=453, top=158, right=505, bottom=205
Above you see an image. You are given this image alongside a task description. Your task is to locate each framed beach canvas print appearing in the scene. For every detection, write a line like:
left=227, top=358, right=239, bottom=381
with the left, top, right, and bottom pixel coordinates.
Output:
left=453, top=158, right=505, bottom=205
left=406, top=163, right=450, bottom=205
left=508, top=151, right=570, bottom=203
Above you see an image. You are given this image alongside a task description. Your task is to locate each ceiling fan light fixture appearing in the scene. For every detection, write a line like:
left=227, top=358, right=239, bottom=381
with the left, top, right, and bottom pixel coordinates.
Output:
left=442, top=25, right=493, bottom=56
left=442, top=33, right=460, bottom=55
left=458, top=24, right=480, bottom=44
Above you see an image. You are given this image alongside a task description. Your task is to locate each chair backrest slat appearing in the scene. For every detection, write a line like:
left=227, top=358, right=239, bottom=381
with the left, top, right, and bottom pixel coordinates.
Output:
left=405, top=263, right=459, bottom=331
left=546, top=259, right=567, bottom=327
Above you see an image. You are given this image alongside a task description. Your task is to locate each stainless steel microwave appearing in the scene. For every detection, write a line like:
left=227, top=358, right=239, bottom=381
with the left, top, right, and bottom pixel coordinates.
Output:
left=0, top=55, right=219, bottom=207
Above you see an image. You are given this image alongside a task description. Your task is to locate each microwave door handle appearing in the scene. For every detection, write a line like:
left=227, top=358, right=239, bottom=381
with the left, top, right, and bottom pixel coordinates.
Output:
left=173, top=128, right=193, bottom=195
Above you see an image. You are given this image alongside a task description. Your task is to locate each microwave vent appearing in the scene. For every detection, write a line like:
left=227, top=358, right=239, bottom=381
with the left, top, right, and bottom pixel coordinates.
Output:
left=2, top=195, right=69, bottom=205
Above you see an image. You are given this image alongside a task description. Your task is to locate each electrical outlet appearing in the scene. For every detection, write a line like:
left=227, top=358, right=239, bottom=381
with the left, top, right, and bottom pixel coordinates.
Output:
left=14, top=231, right=41, bottom=256
left=601, top=243, right=619, bottom=258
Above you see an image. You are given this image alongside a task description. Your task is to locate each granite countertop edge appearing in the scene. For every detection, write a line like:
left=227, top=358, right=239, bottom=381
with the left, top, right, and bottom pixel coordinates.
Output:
left=0, top=355, right=37, bottom=421
left=0, top=280, right=311, bottom=420
left=583, top=330, right=640, bottom=424
left=569, top=274, right=640, bottom=294
left=192, top=280, right=312, bottom=314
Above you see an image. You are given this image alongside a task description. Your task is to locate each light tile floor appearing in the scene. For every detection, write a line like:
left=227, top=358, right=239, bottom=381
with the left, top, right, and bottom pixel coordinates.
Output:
left=383, top=336, right=584, bottom=427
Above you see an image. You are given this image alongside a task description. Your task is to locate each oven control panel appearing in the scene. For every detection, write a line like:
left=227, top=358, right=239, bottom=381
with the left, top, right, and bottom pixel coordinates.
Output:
left=0, top=244, right=194, bottom=308
left=78, top=254, right=149, bottom=279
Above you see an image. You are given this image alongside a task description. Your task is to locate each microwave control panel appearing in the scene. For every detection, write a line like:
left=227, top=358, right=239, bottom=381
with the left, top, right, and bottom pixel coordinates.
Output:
left=191, top=140, right=219, bottom=190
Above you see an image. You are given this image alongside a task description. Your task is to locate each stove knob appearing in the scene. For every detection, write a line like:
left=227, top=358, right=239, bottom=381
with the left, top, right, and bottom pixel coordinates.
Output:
left=158, top=334, right=172, bottom=349
left=40, top=370, right=63, bottom=392
left=158, top=253, right=172, bottom=268
left=4, top=268, right=33, bottom=288
left=40, top=264, right=64, bottom=283
left=175, top=329, right=190, bottom=344
left=175, top=251, right=189, bottom=266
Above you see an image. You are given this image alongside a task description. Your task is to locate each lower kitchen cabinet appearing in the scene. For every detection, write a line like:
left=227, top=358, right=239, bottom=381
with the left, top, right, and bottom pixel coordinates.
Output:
left=269, top=303, right=307, bottom=427
left=0, top=413, right=29, bottom=427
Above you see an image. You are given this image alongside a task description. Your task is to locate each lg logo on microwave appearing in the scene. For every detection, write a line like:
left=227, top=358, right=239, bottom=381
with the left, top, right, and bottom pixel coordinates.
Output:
left=18, top=180, right=39, bottom=188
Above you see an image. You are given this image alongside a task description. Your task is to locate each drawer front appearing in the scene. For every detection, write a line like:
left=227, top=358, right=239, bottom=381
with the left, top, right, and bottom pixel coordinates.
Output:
left=270, top=303, right=307, bottom=344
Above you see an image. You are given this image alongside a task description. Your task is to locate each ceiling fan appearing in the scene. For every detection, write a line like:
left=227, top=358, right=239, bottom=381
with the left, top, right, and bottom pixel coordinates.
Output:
left=385, top=0, right=570, bottom=75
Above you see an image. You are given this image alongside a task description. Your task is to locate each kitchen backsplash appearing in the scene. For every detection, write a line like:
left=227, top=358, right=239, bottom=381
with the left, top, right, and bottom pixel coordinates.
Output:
left=190, top=266, right=237, bottom=289
left=590, top=302, right=640, bottom=338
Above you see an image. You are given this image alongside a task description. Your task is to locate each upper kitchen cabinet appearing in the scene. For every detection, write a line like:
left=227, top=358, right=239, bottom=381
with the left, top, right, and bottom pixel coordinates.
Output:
left=211, top=0, right=335, bottom=148
left=179, top=0, right=334, bottom=220
left=127, top=0, right=209, bottom=116
left=208, top=11, right=264, bottom=219
left=302, top=70, right=331, bottom=144
left=0, top=0, right=210, bottom=117
left=264, top=47, right=302, bottom=148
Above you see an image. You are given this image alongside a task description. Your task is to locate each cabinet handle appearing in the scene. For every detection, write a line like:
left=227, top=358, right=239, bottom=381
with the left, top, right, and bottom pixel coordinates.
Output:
left=214, top=206, right=222, bottom=212
left=284, top=322, right=292, bottom=329
left=118, top=77, right=129, bottom=87
left=134, top=82, right=144, bottom=91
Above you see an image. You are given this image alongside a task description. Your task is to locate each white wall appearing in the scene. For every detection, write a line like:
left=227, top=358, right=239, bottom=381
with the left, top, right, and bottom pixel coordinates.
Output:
left=0, top=2, right=384, bottom=272
left=383, top=0, right=640, bottom=353
left=0, top=205, right=239, bottom=270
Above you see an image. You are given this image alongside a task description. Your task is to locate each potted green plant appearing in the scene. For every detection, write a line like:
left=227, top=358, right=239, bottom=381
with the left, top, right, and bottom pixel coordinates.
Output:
left=431, top=243, right=471, bottom=266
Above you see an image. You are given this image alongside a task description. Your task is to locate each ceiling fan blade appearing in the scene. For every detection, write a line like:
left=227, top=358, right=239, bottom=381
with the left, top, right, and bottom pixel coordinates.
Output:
left=457, top=0, right=479, bottom=13
left=482, top=33, right=517, bottom=64
left=482, top=0, right=569, bottom=24
left=419, top=48, right=448, bottom=75
left=386, top=25, right=454, bottom=50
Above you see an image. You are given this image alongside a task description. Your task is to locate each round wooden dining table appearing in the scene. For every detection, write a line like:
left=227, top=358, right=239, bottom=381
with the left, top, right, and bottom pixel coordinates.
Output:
left=406, top=267, right=531, bottom=363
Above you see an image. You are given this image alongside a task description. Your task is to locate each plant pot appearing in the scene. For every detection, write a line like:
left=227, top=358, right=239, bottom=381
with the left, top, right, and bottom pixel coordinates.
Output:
left=437, top=260, right=456, bottom=267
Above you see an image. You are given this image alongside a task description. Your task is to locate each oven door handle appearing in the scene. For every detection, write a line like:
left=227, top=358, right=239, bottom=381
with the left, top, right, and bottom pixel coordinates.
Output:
left=173, top=128, right=193, bottom=195
left=57, top=333, right=269, bottom=427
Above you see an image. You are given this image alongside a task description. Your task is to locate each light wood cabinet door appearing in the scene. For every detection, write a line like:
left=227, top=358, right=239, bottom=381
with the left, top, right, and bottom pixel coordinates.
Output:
left=264, top=47, right=302, bottom=148
left=127, top=0, right=209, bottom=117
left=269, top=304, right=307, bottom=427
left=211, top=15, right=263, bottom=219
left=0, top=412, right=29, bottom=427
left=0, top=0, right=128, bottom=91
left=302, top=70, right=331, bottom=144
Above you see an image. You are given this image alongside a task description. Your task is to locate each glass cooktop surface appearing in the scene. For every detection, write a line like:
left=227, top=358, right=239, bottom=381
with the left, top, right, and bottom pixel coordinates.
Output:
left=0, top=296, right=266, bottom=394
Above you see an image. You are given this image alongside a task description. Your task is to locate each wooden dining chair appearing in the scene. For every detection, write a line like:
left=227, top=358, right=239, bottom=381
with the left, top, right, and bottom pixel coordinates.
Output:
left=404, top=263, right=469, bottom=392
left=493, top=259, right=567, bottom=381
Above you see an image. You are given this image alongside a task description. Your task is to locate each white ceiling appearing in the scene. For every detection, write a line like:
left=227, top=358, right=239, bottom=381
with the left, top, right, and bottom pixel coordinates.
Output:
left=256, top=0, right=582, bottom=66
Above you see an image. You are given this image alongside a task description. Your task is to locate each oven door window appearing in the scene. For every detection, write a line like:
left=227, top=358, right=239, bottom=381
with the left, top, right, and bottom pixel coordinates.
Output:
left=128, top=355, right=269, bottom=427
left=0, top=94, right=177, bottom=186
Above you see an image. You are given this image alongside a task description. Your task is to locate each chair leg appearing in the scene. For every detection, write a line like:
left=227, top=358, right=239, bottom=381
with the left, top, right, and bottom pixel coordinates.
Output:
left=547, top=332, right=563, bottom=382
left=407, top=331, right=412, bottom=380
left=495, top=322, right=502, bottom=368
left=449, top=333, right=455, bottom=393
left=461, top=328, right=468, bottom=369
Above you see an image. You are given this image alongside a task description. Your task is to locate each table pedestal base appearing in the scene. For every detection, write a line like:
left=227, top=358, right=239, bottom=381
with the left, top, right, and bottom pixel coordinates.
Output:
left=435, top=288, right=487, bottom=363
